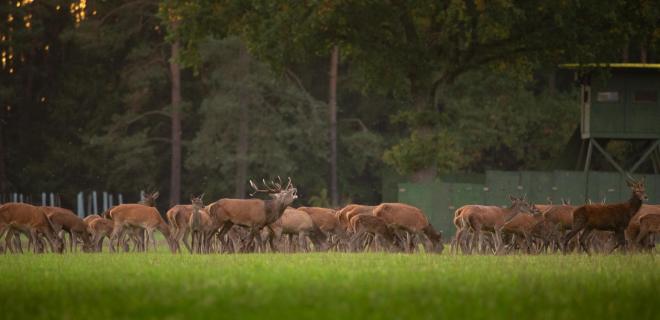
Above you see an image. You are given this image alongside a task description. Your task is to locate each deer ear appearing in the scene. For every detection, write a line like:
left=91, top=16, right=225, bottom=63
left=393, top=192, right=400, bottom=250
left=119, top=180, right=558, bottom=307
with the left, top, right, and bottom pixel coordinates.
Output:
left=152, top=192, right=160, bottom=199
left=200, top=193, right=205, bottom=201
left=508, top=195, right=516, bottom=202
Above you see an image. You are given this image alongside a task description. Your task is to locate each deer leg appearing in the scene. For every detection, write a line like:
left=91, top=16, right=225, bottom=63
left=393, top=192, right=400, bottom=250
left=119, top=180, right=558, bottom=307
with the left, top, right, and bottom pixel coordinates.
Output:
left=579, top=228, right=593, bottom=255
left=610, top=229, right=627, bottom=254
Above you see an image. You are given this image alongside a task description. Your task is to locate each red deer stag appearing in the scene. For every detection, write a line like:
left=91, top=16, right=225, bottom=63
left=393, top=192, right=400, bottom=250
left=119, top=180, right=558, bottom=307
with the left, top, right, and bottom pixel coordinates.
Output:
left=211, top=177, right=297, bottom=252
left=0, top=203, right=63, bottom=253
left=42, top=206, right=93, bottom=252
left=563, top=178, right=647, bottom=254
left=107, top=192, right=177, bottom=252
left=372, top=203, right=443, bottom=253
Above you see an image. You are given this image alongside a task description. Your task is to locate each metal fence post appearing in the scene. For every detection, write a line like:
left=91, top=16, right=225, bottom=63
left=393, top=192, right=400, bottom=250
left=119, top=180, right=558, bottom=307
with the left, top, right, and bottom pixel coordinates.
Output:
left=77, top=192, right=85, bottom=217
left=92, top=191, right=98, bottom=214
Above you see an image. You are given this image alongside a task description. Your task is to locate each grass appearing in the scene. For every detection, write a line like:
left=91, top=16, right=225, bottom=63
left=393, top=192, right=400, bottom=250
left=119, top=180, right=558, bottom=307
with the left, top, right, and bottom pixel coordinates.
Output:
left=0, top=252, right=658, bottom=319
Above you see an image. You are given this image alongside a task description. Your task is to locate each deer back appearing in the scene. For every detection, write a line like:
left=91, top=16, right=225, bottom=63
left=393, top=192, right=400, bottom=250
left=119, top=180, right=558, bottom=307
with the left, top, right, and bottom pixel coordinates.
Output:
left=216, top=198, right=268, bottom=227
left=373, top=203, right=429, bottom=232
left=108, top=204, right=164, bottom=228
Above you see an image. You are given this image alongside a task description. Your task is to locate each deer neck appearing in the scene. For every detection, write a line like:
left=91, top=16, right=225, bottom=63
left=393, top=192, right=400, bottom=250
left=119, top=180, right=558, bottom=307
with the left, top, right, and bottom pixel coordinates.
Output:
left=627, top=192, right=643, bottom=218
left=157, top=221, right=171, bottom=237
left=265, top=198, right=289, bottom=224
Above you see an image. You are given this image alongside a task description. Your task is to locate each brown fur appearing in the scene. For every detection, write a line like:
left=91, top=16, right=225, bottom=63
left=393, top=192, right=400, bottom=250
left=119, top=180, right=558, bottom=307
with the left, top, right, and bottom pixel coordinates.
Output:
left=0, top=203, right=63, bottom=253
left=626, top=204, right=660, bottom=250
left=42, top=206, right=92, bottom=252
left=268, top=208, right=327, bottom=252
left=348, top=214, right=399, bottom=252
left=373, top=203, right=443, bottom=253
left=107, top=204, right=175, bottom=252
left=87, top=217, right=115, bottom=252
left=635, top=212, right=660, bottom=248
left=563, top=180, right=647, bottom=254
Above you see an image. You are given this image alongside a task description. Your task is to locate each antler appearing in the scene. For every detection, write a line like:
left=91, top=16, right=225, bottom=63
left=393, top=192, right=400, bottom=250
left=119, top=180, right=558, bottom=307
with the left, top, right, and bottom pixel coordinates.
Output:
left=250, top=178, right=285, bottom=196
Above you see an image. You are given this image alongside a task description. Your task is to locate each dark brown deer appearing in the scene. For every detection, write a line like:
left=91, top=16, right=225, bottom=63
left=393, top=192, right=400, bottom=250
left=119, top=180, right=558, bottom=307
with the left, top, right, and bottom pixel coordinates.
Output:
left=0, top=203, right=63, bottom=253
left=372, top=203, right=443, bottom=253
left=42, top=206, right=93, bottom=252
left=563, top=178, right=647, bottom=254
left=211, top=177, right=297, bottom=252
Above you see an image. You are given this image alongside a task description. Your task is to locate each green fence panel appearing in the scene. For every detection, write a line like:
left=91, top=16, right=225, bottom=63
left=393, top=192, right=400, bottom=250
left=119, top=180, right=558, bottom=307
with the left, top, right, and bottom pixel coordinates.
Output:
left=485, top=170, right=521, bottom=206
left=553, top=171, right=587, bottom=205
left=398, top=182, right=453, bottom=236
left=520, top=171, right=555, bottom=204
left=587, top=171, right=623, bottom=204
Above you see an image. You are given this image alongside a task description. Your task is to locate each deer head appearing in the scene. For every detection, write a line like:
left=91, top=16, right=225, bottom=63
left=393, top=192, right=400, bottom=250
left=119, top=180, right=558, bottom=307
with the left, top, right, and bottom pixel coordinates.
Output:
left=250, top=176, right=298, bottom=206
left=626, top=177, right=648, bottom=201
left=191, top=193, right=205, bottom=209
left=505, top=195, right=535, bottom=221
left=140, top=191, right=159, bottom=207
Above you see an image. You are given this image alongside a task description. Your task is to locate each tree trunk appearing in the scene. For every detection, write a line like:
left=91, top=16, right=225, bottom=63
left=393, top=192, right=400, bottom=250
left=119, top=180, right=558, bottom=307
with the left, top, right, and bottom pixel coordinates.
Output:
left=0, top=119, right=6, bottom=193
left=169, top=38, right=182, bottom=206
left=235, top=45, right=250, bottom=198
left=641, top=43, right=648, bottom=63
left=328, top=46, right=339, bottom=207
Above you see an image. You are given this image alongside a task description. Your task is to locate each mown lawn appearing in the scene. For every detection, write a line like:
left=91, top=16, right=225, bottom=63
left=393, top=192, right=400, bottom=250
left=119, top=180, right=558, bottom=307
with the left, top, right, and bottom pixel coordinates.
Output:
left=0, top=252, right=658, bottom=319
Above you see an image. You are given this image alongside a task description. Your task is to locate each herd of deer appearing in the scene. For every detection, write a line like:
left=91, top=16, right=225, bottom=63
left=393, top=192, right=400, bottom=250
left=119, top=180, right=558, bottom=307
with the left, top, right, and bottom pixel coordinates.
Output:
left=1, top=176, right=658, bottom=255
left=0, top=177, right=444, bottom=254
left=452, top=178, right=660, bottom=254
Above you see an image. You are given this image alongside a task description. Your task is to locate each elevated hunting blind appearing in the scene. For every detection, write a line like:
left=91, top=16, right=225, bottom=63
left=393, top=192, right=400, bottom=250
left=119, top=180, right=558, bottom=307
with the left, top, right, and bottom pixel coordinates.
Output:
left=561, top=63, right=660, bottom=174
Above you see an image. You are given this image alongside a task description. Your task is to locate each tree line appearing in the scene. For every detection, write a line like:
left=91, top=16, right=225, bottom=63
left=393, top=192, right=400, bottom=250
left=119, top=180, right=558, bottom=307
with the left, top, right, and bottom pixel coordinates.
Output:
left=0, top=0, right=658, bottom=209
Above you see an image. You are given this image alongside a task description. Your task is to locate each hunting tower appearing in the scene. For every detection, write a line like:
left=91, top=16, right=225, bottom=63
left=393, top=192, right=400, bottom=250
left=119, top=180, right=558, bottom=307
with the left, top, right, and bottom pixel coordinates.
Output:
left=561, top=63, right=660, bottom=174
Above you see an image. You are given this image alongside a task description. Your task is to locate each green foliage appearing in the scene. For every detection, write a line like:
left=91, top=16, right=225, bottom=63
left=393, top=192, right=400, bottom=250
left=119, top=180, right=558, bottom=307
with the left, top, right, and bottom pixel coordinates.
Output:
left=308, top=188, right=330, bottom=208
left=383, top=129, right=461, bottom=176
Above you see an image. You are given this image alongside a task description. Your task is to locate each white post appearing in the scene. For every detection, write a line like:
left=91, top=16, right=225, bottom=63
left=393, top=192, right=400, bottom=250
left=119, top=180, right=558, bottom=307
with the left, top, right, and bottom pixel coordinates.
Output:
left=118, top=193, right=124, bottom=204
left=77, top=192, right=85, bottom=217
left=49, top=193, right=55, bottom=206
left=109, top=194, right=114, bottom=207
left=92, top=191, right=98, bottom=214
left=103, top=191, right=108, bottom=211
left=41, top=192, right=46, bottom=206
left=19, top=193, right=24, bottom=203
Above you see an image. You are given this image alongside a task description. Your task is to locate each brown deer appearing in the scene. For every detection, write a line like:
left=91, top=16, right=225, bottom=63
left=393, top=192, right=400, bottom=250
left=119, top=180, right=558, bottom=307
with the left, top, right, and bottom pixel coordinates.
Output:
left=267, top=207, right=328, bottom=252
left=626, top=204, right=660, bottom=250
left=0, top=203, right=63, bottom=253
left=211, top=177, right=297, bottom=252
left=107, top=192, right=177, bottom=252
left=372, top=203, right=443, bottom=253
left=563, top=178, right=647, bottom=254
left=42, top=206, right=93, bottom=252
left=87, top=217, right=115, bottom=252
left=297, top=206, right=343, bottom=246
left=460, top=197, right=534, bottom=254
left=348, top=214, right=400, bottom=252
left=166, top=204, right=194, bottom=253
left=188, top=194, right=210, bottom=254
left=499, top=205, right=547, bottom=254
left=634, top=213, right=660, bottom=250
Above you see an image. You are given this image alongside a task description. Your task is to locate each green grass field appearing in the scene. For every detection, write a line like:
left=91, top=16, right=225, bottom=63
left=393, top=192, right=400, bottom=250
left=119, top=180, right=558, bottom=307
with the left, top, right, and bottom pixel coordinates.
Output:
left=1, top=253, right=658, bottom=319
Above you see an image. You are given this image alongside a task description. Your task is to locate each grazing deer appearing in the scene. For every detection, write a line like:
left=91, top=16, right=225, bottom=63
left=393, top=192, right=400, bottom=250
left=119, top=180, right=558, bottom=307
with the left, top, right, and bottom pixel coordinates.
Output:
left=348, top=214, right=400, bottom=252
left=107, top=191, right=177, bottom=252
left=499, top=205, right=547, bottom=254
left=42, top=206, right=93, bottom=252
left=372, top=203, right=443, bottom=253
left=87, top=217, right=115, bottom=252
left=166, top=204, right=193, bottom=253
left=563, top=178, right=647, bottom=254
left=211, top=177, right=297, bottom=252
left=0, top=203, right=63, bottom=253
left=634, top=213, right=660, bottom=250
